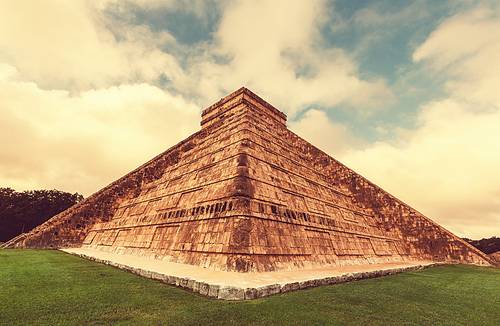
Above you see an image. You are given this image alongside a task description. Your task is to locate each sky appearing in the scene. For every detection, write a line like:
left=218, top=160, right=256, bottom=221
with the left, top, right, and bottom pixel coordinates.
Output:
left=1, top=0, right=499, bottom=240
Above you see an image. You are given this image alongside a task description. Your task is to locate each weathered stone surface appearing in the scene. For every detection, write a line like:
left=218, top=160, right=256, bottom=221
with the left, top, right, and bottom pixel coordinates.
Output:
left=208, top=284, right=220, bottom=297
left=198, top=282, right=210, bottom=296
left=289, top=282, right=301, bottom=291
left=176, top=277, right=189, bottom=288
left=244, top=288, right=258, bottom=300
left=299, top=279, right=316, bottom=289
left=7, top=87, right=495, bottom=270
left=253, top=284, right=280, bottom=298
left=186, top=279, right=196, bottom=290
left=489, top=252, right=500, bottom=265
left=191, top=281, right=201, bottom=293
left=218, top=286, right=245, bottom=300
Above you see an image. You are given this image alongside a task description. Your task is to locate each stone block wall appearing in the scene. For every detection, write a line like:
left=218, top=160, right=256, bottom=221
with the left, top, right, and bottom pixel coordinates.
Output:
left=7, top=87, right=494, bottom=269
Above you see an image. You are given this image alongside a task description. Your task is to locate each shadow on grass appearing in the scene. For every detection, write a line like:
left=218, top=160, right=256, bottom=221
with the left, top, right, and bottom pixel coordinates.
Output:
left=1, top=249, right=499, bottom=325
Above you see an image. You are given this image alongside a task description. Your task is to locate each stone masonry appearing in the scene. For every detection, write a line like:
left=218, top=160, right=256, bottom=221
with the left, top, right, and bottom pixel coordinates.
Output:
left=6, top=87, right=495, bottom=271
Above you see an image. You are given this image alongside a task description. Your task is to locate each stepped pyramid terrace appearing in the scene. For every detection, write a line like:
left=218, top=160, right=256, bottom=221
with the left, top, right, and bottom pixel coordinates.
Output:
left=5, top=87, right=494, bottom=299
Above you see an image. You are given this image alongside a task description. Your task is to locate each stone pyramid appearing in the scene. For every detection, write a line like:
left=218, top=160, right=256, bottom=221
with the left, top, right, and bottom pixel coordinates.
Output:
left=7, top=87, right=494, bottom=271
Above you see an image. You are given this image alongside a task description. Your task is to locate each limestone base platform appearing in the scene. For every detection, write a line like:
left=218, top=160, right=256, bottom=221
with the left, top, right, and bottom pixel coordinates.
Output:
left=61, top=248, right=440, bottom=301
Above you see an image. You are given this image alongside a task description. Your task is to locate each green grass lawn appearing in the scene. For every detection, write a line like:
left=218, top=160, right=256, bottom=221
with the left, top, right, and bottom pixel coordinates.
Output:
left=1, top=250, right=499, bottom=326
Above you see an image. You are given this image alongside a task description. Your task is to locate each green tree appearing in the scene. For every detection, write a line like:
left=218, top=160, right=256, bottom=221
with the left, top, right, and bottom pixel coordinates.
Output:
left=0, top=188, right=83, bottom=242
left=464, top=236, right=500, bottom=254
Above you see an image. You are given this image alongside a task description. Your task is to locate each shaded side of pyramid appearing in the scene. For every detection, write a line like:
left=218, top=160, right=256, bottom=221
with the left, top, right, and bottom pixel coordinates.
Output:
left=7, top=87, right=494, bottom=271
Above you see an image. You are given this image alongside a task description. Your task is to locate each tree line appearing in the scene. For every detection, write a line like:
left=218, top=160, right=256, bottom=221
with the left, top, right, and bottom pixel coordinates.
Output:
left=0, top=188, right=83, bottom=243
left=463, top=237, right=500, bottom=255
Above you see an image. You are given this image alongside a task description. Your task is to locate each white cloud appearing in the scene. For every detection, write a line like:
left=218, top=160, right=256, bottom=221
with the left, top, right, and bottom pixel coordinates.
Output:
left=413, top=7, right=500, bottom=107
left=412, top=7, right=500, bottom=69
left=289, top=109, right=367, bottom=157
left=350, top=0, right=430, bottom=55
left=0, top=65, right=199, bottom=196
left=0, top=0, right=395, bottom=118
left=2, top=0, right=499, bottom=240
left=0, top=0, right=395, bottom=116
left=340, top=99, right=500, bottom=239
left=0, top=63, right=17, bottom=81
left=337, top=4, right=500, bottom=239
left=185, top=0, right=395, bottom=117
left=0, top=0, right=184, bottom=91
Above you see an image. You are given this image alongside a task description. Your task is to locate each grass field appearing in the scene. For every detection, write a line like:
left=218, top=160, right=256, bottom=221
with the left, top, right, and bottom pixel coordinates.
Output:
left=1, top=250, right=499, bottom=325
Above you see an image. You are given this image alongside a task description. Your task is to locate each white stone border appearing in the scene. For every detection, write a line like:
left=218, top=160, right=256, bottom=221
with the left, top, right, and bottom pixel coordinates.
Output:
left=63, top=250, right=441, bottom=301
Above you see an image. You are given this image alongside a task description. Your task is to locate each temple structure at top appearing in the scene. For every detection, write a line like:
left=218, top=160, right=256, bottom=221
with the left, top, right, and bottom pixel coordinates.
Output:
left=6, top=87, right=494, bottom=271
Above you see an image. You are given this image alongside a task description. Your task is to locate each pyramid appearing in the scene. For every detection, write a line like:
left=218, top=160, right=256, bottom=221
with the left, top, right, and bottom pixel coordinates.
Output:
left=7, top=87, right=494, bottom=271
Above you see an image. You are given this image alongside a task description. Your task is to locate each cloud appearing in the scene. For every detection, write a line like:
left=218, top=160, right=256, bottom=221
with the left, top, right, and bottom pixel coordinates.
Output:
left=184, top=0, right=396, bottom=117
left=350, top=0, right=430, bottom=53
left=337, top=4, right=500, bottom=239
left=0, top=65, right=199, bottom=196
left=289, top=109, right=367, bottom=157
left=340, top=98, right=500, bottom=239
left=0, top=0, right=395, bottom=116
left=412, top=7, right=500, bottom=69
left=0, top=0, right=184, bottom=91
left=104, top=0, right=214, bottom=14
left=2, top=0, right=499, bottom=240
left=413, top=6, right=500, bottom=106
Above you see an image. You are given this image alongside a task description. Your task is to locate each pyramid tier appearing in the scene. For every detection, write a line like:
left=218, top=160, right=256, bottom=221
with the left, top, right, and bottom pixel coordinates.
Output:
left=8, top=87, right=494, bottom=270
